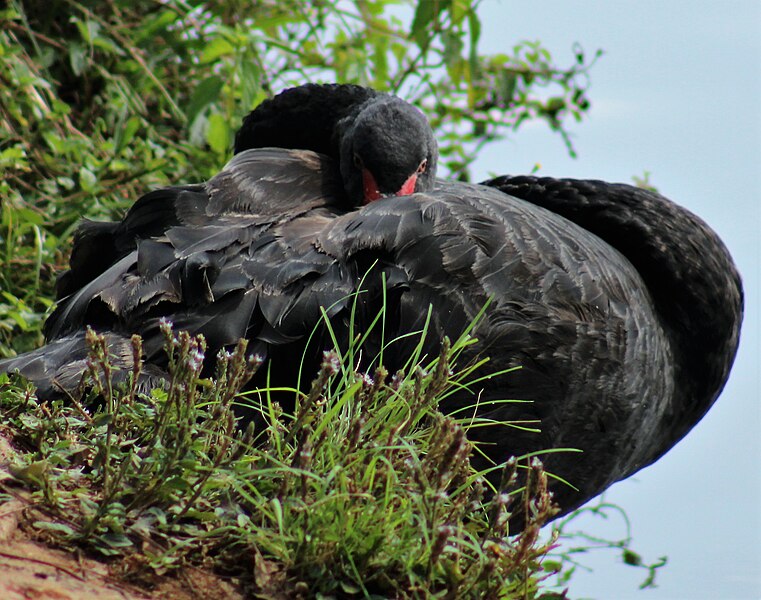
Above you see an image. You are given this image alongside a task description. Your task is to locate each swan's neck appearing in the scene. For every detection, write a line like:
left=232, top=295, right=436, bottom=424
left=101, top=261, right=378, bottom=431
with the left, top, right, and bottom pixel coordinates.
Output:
left=234, top=83, right=377, bottom=157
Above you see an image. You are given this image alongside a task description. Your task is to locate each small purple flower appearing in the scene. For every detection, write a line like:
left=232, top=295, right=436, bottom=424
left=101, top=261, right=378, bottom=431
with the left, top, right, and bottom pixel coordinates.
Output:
left=186, top=345, right=205, bottom=371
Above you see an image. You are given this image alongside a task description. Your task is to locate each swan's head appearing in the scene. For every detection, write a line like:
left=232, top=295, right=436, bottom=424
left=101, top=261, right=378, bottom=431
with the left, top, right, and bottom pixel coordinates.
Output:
left=339, top=96, right=438, bottom=206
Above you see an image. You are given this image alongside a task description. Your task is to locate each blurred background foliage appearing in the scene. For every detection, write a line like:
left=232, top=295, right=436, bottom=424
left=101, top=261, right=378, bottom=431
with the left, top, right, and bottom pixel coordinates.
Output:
left=0, top=0, right=597, bottom=354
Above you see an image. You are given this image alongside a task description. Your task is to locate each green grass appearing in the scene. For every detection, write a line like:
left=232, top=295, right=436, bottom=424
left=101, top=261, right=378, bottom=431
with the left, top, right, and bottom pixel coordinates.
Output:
left=0, top=317, right=571, bottom=598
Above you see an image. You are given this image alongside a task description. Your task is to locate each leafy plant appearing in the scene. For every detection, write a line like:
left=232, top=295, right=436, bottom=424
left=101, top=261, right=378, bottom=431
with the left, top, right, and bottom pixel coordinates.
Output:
left=549, top=500, right=668, bottom=590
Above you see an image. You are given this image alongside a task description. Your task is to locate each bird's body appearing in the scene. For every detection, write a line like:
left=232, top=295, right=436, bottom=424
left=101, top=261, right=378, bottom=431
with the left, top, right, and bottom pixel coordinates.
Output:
left=0, top=84, right=743, bottom=520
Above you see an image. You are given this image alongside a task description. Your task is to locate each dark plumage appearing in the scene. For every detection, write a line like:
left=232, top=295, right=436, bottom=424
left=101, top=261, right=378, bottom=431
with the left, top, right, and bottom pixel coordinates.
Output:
left=0, top=84, right=743, bottom=523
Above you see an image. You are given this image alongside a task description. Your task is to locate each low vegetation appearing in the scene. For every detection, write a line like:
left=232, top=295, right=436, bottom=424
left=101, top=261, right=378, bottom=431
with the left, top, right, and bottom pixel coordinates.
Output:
left=2, top=320, right=568, bottom=597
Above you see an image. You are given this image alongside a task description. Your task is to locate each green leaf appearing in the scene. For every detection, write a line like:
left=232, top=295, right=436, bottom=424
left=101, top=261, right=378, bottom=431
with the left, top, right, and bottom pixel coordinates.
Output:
left=240, top=59, right=262, bottom=110
left=56, top=176, right=75, bottom=191
left=0, top=146, right=26, bottom=169
left=163, top=476, right=192, bottom=491
left=181, top=509, right=218, bottom=521
left=74, top=18, right=100, bottom=44
left=118, top=116, right=141, bottom=154
left=410, top=1, right=438, bottom=48
left=449, top=0, right=470, bottom=24
left=135, top=10, right=180, bottom=43
left=542, top=560, right=562, bottom=572
left=69, top=42, right=88, bottom=76
left=200, top=37, right=235, bottom=64
left=14, top=208, right=43, bottom=226
left=467, top=8, right=481, bottom=78
left=79, top=167, right=97, bottom=193
left=101, top=533, right=134, bottom=548
left=10, top=460, right=48, bottom=485
left=186, top=76, right=224, bottom=125
left=206, top=113, right=231, bottom=154
left=92, top=413, right=113, bottom=427
left=339, top=581, right=362, bottom=594
left=372, top=37, right=390, bottom=89
left=442, top=31, right=464, bottom=81
left=92, top=34, right=124, bottom=57
left=623, top=549, right=643, bottom=566
left=33, top=521, right=76, bottom=536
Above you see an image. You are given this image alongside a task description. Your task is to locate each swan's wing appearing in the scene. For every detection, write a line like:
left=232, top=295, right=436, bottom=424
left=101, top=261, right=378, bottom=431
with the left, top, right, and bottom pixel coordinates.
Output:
left=43, top=148, right=345, bottom=342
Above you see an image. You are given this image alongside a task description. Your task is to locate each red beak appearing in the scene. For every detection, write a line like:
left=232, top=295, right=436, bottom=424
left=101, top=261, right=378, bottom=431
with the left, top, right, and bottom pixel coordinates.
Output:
left=398, top=172, right=418, bottom=196
left=362, top=169, right=419, bottom=205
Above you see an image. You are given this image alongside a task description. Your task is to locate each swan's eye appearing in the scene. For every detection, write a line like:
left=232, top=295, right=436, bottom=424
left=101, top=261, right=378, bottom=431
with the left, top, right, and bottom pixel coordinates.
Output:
left=416, top=158, right=428, bottom=174
left=353, top=153, right=363, bottom=169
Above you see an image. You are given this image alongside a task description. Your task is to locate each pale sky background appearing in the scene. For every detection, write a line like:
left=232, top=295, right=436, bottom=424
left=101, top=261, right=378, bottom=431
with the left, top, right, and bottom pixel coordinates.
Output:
left=471, top=1, right=760, bottom=598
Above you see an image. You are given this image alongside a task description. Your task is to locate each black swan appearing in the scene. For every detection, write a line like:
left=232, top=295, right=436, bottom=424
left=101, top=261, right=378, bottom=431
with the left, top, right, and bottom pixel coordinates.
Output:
left=0, top=83, right=743, bottom=521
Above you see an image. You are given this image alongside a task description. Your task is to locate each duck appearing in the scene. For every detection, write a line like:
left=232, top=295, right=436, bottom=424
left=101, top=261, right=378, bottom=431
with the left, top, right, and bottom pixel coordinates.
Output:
left=0, top=83, right=743, bottom=522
